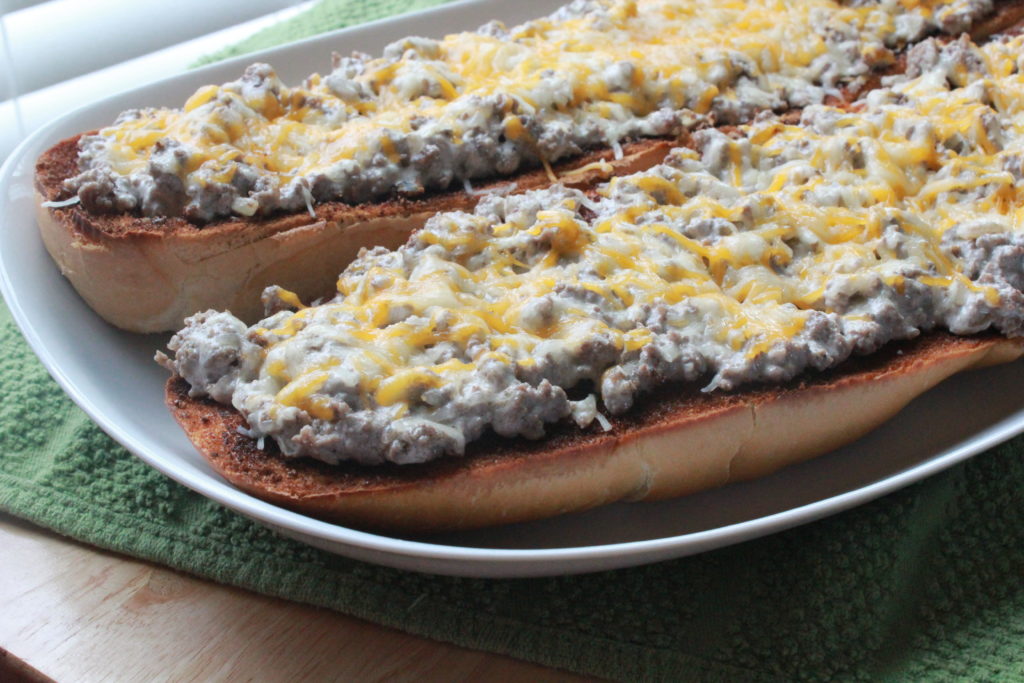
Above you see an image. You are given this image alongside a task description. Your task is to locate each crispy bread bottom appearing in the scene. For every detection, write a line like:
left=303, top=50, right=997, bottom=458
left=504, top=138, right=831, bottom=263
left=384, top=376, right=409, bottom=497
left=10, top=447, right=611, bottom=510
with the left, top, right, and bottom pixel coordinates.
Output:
left=165, top=333, right=1022, bottom=532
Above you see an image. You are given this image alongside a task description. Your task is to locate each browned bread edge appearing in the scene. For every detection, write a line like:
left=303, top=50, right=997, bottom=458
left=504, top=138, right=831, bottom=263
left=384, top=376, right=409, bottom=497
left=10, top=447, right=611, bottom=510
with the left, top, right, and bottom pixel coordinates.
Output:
left=165, top=333, right=1023, bottom=533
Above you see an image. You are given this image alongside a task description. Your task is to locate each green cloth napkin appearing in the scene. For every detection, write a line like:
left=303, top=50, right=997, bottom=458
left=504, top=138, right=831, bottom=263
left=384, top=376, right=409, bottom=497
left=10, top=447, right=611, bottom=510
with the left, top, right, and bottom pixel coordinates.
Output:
left=5, top=2, right=1024, bottom=680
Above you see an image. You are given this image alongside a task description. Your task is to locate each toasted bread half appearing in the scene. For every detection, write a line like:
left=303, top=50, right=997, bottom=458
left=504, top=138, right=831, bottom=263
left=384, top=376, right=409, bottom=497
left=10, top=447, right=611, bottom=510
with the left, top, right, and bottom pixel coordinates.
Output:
left=35, top=136, right=672, bottom=333
left=33, top=0, right=1024, bottom=335
left=165, top=333, right=1022, bottom=533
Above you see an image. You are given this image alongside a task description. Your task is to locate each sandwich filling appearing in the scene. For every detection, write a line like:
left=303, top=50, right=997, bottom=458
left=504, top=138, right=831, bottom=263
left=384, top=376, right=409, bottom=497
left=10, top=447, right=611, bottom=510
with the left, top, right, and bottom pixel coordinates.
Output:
left=162, top=32, right=1024, bottom=466
left=67, top=0, right=995, bottom=222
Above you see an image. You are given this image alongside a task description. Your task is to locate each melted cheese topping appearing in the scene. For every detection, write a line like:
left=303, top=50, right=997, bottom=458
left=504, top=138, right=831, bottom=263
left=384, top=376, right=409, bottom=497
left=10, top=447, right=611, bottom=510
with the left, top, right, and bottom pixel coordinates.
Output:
left=108, top=1, right=834, bottom=172
left=272, top=39, right=1015, bottom=378
left=79, top=0, right=974, bottom=221
left=165, top=18, right=1024, bottom=466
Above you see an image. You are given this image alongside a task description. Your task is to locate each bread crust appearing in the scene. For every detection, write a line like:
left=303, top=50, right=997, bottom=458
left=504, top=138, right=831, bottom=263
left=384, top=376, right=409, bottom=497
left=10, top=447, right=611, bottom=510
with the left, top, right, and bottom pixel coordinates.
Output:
left=35, top=135, right=672, bottom=332
left=165, top=333, right=1023, bottom=532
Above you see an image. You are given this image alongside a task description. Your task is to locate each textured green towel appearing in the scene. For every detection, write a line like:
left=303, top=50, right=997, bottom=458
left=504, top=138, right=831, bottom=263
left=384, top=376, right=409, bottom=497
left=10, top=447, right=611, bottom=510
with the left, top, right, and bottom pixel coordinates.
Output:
left=4, top=1, right=1024, bottom=680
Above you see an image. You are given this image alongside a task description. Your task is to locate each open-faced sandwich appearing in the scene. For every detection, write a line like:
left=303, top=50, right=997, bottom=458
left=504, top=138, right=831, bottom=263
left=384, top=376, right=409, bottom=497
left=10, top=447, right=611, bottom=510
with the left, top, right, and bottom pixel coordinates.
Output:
left=36, top=0, right=1024, bottom=531
left=36, top=0, right=991, bottom=332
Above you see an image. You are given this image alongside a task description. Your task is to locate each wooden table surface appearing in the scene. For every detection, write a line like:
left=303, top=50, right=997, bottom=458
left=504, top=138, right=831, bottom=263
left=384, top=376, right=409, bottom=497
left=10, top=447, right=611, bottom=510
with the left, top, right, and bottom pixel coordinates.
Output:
left=0, top=513, right=591, bottom=682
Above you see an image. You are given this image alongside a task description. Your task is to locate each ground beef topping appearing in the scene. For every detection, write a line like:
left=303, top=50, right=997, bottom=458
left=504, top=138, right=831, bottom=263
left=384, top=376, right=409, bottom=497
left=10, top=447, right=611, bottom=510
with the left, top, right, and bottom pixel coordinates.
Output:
left=162, top=32, right=1024, bottom=465
left=68, top=0, right=994, bottom=222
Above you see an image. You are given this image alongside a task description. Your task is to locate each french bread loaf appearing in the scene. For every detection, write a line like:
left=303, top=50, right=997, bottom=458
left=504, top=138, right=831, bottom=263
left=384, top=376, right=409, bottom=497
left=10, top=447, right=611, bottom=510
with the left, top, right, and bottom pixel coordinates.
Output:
left=165, top=334, right=1023, bottom=532
left=35, top=136, right=671, bottom=332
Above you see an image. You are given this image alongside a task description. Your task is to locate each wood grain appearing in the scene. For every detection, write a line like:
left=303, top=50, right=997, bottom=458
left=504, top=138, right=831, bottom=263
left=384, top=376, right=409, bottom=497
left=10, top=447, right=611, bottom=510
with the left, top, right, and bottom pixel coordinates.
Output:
left=0, top=513, right=593, bottom=682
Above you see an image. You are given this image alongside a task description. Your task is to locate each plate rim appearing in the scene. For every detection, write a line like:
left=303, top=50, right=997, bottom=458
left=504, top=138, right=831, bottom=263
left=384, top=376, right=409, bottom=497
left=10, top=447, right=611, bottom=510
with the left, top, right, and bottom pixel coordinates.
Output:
left=2, top=0, right=1023, bottom=577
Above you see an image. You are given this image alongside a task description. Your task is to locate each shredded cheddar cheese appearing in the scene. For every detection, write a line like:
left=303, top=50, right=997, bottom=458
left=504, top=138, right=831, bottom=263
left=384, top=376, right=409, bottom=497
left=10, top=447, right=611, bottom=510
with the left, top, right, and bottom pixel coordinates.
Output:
left=72, top=0, right=971, bottom=222
left=161, top=6, right=1024, bottom=466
